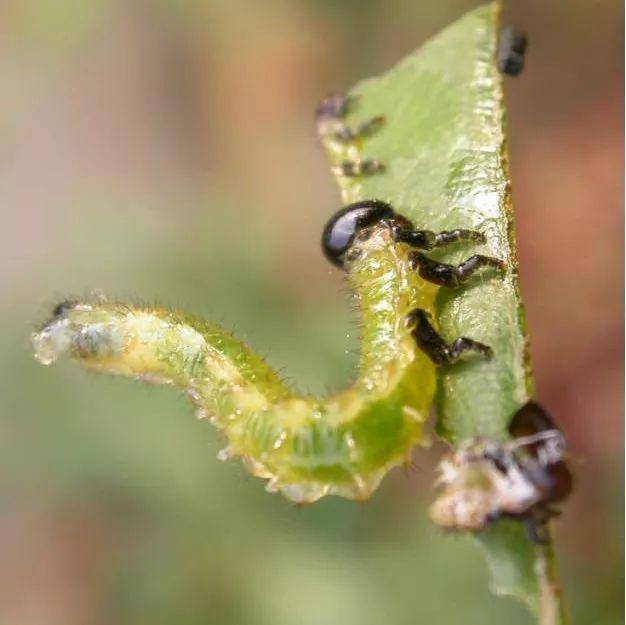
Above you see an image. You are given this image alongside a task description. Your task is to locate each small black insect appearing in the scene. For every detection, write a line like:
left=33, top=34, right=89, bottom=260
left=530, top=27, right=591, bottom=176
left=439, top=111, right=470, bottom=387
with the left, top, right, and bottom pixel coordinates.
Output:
left=485, top=401, right=573, bottom=541
left=498, top=25, right=528, bottom=77
left=431, top=401, right=572, bottom=541
left=508, top=401, right=573, bottom=506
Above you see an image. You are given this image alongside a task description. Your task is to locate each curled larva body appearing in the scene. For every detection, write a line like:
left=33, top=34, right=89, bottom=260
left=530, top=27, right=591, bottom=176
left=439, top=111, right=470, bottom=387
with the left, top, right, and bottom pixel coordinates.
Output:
left=33, top=220, right=438, bottom=503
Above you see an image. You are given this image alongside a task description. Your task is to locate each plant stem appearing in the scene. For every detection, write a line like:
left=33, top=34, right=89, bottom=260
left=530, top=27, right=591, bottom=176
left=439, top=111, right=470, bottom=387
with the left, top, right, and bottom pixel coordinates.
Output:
left=535, top=528, right=568, bottom=625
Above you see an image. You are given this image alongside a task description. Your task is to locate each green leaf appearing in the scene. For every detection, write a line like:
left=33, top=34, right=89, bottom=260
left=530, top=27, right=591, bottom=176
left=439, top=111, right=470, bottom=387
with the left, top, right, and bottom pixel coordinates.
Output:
left=321, top=3, right=564, bottom=622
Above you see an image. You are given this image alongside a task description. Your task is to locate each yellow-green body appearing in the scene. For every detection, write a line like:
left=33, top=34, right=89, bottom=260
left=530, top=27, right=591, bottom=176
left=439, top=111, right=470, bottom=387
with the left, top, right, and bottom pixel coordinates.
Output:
left=33, top=224, right=437, bottom=503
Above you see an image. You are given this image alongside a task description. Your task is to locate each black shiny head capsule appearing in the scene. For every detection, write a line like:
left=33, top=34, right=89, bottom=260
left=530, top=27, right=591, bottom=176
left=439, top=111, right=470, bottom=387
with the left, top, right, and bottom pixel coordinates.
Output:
left=321, top=200, right=394, bottom=268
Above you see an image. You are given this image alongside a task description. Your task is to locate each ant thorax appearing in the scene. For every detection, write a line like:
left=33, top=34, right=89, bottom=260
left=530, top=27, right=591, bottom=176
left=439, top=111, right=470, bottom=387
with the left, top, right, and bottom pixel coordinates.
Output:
left=430, top=431, right=565, bottom=532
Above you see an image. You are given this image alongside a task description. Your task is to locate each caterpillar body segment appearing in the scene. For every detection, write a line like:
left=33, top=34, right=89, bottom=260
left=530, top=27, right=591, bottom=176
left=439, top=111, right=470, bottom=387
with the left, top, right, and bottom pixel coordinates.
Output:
left=32, top=215, right=439, bottom=503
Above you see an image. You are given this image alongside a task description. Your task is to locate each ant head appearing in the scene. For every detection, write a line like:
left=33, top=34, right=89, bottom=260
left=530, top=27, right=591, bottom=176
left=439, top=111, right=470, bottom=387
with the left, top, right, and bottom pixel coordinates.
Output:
left=321, top=200, right=395, bottom=269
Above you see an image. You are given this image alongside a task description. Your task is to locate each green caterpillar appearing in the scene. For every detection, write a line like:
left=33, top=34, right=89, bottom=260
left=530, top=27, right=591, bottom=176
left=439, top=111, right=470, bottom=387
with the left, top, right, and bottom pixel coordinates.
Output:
left=33, top=182, right=503, bottom=504
left=32, top=92, right=506, bottom=504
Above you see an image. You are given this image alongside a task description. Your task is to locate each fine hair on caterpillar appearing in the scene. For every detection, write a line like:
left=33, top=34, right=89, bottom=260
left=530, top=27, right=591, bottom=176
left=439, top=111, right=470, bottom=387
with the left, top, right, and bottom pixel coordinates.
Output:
left=32, top=195, right=505, bottom=504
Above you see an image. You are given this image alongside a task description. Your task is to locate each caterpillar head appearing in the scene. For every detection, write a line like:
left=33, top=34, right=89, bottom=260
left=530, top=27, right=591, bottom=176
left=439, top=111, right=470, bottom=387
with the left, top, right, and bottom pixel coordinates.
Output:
left=321, top=200, right=398, bottom=269
left=33, top=297, right=128, bottom=367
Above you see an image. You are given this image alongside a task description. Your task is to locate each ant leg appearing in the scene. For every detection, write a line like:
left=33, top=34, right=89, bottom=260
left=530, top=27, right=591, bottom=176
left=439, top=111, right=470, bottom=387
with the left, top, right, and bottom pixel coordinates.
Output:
left=409, top=252, right=505, bottom=288
left=315, top=93, right=385, bottom=143
left=393, top=227, right=485, bottom=250
left=406, top=308, right=492, bottom=365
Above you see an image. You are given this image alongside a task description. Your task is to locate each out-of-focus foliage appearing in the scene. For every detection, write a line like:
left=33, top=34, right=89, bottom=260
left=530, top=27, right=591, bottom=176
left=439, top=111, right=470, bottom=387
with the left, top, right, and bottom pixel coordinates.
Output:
left=1, top=1, right=622, bottom=624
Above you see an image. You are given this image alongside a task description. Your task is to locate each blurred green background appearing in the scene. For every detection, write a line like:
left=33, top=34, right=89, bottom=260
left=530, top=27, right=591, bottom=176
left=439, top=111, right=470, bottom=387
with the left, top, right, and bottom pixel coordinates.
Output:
left=1, top=1, right=623, bottom=623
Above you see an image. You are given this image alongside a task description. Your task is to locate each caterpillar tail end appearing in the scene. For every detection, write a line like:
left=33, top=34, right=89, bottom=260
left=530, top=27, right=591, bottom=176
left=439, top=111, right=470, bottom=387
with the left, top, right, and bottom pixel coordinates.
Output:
left=33, top=300, right=97, bottom=366
left=31, top=297, right=184, bottom=386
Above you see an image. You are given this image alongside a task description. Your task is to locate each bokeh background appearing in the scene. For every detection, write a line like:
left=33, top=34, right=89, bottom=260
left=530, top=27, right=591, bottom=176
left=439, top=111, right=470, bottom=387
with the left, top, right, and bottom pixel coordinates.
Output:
left=1, top=1, right=623, bottom=623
